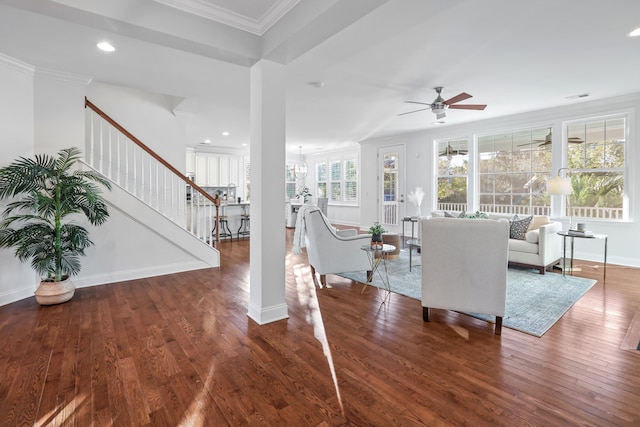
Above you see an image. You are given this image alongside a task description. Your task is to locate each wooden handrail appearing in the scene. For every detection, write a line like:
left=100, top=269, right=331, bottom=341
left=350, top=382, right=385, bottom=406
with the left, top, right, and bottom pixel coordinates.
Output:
left=84, top=97, right=218, bottom=206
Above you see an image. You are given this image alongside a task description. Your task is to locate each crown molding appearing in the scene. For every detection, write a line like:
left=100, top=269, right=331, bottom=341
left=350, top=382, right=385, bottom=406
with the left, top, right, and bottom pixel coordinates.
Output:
left=153, top=0, right=300, bottom=35
left=0, top=52, right=35, bottom=76
left=34, top=67, right=92, bottom=85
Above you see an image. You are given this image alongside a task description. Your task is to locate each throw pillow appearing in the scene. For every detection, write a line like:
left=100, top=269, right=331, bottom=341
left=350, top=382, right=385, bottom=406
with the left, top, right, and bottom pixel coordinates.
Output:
left=525, top=229, right=539, bottom=243
left=528, top=215, right=551, bottom=231
left=510, top=215, right=533, bottom=240
left=465, top=211, right=489, bottom=219
left=444, top=211, right=466, bottom=218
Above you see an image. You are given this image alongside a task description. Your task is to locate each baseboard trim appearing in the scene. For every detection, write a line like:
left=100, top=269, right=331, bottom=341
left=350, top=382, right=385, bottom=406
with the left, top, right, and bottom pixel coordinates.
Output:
left=247, top=302, right=289, bottom=325
left=0, top=286, right=37, bottom=307
left=73, top=260, right=214, bottom=288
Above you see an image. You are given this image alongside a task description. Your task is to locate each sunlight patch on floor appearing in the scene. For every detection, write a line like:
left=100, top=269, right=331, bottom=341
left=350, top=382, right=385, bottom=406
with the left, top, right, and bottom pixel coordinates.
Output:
left=293, top=262, right=345, bottom=415
left=36, top=393, right=84, bottom=426
left=178, top=362, right=217, bottom=427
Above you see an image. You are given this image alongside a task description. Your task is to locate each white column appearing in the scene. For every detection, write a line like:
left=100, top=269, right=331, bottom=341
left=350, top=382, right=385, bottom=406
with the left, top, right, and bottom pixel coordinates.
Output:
left=247, top=59, right=288, bottom=324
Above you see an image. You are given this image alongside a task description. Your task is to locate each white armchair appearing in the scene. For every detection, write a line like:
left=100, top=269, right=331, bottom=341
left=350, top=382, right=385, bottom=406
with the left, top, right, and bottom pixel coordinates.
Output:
left=302, top=207, right=371, bottom=287
left=421, top=217, right=510, bottom=335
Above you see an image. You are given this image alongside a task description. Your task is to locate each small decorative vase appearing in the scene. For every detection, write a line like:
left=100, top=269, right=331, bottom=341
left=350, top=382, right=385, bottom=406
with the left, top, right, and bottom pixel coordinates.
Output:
left=34, top=276, right=75, bottom=305
left=371, top=233, right=383, bottom=249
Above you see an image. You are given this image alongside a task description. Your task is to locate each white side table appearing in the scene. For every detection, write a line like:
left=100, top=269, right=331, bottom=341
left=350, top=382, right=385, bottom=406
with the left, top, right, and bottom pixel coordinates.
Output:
left=360, top=243, right=396, bottom=303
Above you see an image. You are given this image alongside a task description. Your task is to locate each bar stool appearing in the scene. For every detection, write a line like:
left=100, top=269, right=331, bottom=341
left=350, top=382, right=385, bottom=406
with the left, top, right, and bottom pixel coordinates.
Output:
left=212, top=206, right=233, bottom=241
left=237, top=205, right=250, bottom=239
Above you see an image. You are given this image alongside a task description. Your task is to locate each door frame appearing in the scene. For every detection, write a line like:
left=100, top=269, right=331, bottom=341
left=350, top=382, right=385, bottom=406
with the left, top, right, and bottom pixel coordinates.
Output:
left=377, top=144, right=406, bottom=235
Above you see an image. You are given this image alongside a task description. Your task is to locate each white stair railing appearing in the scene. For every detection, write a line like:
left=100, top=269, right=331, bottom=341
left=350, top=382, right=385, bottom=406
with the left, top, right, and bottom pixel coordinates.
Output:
left=85, top=98, right=219, bottom=247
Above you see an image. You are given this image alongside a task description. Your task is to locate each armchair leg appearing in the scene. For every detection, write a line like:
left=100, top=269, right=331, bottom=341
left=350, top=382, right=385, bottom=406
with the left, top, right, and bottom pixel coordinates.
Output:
left=320, top=274, right=327, bottom=287
left=495, top=316, right=503, bottom=335
left=422, top=307, right=430, bottom=322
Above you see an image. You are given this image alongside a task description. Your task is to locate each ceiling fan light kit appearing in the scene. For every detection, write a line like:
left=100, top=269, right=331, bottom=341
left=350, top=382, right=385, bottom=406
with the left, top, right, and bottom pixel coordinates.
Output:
left=400, top=86, right=487, bottom=120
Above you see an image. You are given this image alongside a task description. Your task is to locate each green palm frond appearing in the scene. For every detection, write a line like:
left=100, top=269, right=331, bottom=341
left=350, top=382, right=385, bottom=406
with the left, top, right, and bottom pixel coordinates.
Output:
left=0, top=147, right=111, bottom=281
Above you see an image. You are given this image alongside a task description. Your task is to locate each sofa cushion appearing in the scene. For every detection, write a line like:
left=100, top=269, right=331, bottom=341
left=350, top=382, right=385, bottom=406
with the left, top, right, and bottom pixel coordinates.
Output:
left=525, top=229, right=539, bottom=243
left=509, top=238, right=539, bottom=254
left=444, top=211, right=465, bottom=218
left=510, top=215, right=533, bottom=240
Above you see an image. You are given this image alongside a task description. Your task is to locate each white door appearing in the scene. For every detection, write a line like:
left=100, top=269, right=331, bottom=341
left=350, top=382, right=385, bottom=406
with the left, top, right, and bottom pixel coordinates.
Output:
left=378, top=145, right=405, bottom=234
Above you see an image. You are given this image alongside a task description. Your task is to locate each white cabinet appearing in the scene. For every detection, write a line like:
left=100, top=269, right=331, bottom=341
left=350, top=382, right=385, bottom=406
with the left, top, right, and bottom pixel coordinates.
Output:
left=186, top=148, right=195, bottom=174
left=228, top=156, right=240, bottom=186
left=193, top=152, right=242, bottom=187
left=219, top=155, right=230, bottom=186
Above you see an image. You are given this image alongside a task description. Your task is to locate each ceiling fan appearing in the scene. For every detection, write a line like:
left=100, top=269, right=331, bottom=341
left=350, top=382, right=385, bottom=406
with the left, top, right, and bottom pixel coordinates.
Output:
left=440, top=142, right=468, bottom=159
left=399, top=86, right=487, bottom=119
left=517, top=129, right=584, bottom=147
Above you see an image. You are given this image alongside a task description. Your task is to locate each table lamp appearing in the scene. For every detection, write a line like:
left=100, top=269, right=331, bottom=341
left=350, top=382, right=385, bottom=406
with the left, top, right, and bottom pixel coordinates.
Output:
left=548, top=167, right=573, bottom=229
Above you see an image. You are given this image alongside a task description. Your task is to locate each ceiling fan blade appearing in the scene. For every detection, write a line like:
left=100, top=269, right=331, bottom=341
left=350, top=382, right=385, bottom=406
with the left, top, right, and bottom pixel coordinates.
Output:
left=404, top=101, right=431, bottom=106
left=443, top=92, right=472, bottom=105
left=398, top=108, right=430, bottom=116
left=447, top=104, right=487, bottom=110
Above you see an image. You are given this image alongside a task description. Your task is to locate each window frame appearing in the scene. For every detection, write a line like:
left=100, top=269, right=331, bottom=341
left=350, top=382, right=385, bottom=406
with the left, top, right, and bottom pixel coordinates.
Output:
left=561, top=112, right=629, bottom=222
left=314, top=151, right=359, bottom=205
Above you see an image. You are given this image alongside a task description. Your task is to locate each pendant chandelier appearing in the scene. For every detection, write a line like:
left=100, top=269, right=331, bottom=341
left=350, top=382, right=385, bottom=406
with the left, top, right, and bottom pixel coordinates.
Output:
left=293, top=146, right=308, bottom=179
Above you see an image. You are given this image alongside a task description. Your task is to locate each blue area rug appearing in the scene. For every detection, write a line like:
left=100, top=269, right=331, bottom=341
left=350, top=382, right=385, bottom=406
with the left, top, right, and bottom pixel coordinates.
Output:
left=338, top=248, right=597, bottom=337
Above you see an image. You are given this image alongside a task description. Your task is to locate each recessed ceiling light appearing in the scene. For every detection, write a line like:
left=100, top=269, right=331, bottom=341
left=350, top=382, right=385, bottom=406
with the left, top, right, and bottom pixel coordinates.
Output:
left=241, top=143, right=247, bottom=146
left=432, top=120, right=446, bottom=125
left=628, top=27, right=640, bottom=37
left=203, top=139, right=211, bottom=144
left=308, top=81, right=325, bottom=88
left=222, top=131, right=229, bottom=136
left=96, top=42, right=115, bottom=52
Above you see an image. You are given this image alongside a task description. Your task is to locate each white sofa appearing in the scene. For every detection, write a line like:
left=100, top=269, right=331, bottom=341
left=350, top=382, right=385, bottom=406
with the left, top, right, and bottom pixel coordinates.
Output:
left=421, top=217, right=509, bottom=335
left=431, top=211, right=563, bottom=274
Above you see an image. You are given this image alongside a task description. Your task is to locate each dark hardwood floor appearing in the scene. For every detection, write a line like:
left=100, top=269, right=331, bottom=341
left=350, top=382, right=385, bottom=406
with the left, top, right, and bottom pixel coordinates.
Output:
left=1, top=229, right=639, bottom=426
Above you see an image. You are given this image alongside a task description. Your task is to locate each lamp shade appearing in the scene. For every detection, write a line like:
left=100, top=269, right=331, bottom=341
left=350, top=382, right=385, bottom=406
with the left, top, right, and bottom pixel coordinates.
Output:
left=548, top=176, right=572, bottom=195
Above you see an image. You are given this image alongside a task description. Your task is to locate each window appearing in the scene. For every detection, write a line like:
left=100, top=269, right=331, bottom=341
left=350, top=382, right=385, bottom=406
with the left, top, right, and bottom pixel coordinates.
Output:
left=316, top=163, right=327, bottom=198
left=436, top=139, right=468, bottom=212
left=330, top=161, right=341, bottom=201
left=566, top=116, right=626, bottom=220
left=478, top=127, right=552, bottom=215
left=244, top=158, right=251, bottom=201
left=285, top=163, right=296, bottom=199
left=315, top=153, right=358, bottom=203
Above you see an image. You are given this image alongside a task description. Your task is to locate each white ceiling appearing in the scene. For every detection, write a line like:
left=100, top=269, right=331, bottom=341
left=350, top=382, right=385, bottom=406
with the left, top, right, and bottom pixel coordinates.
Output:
left=1, top=0, right=640, bottom=155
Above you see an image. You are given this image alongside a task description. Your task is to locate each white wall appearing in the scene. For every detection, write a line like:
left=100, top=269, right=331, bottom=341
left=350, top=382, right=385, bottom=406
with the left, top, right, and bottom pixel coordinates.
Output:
left=361, top=93, right=640, bottom=268
left=0, top=55, right=219, bottom=306
left=86, top=82, right=186, bottom=172
left=0, top=54, right=38, bottom=304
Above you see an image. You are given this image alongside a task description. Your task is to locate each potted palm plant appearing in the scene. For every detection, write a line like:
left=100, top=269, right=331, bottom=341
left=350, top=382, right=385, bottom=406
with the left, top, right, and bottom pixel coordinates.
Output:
left=0, top=147, right=111, bottom=305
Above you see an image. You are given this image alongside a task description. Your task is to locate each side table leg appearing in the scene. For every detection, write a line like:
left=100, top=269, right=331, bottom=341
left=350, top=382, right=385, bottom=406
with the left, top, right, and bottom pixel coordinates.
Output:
left=562, top=235, right=567, bottom=277
left=603, top=237, right=608, bottom=281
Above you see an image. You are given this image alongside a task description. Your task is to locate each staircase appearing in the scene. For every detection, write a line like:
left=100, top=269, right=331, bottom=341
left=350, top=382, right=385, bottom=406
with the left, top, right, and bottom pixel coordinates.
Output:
left=84, top=98, right=220, bottom=268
